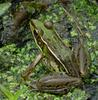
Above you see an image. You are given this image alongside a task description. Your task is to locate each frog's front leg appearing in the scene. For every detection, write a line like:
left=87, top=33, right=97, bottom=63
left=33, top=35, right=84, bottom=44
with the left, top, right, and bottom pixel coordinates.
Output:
left=21, top=53, right=43, bottom=81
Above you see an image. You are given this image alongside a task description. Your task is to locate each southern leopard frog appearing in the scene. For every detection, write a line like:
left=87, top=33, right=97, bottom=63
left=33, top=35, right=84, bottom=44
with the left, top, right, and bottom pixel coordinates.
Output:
left=22, top=19, right=90, bottom=94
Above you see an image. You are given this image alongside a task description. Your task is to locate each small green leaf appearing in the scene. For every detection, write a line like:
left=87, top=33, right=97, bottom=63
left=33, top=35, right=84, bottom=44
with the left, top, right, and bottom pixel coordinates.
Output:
left=0, top=84, right=14, bottom=100
left=0, top=3, right=11, bottom=16
left=70, top=30, right=77, bottom=37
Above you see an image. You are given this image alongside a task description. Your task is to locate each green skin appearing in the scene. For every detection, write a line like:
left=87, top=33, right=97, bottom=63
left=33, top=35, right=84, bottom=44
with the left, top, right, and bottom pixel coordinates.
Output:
left=22, top=19, right=90, bottom=94
left=30, top=19, right=80, bottom=77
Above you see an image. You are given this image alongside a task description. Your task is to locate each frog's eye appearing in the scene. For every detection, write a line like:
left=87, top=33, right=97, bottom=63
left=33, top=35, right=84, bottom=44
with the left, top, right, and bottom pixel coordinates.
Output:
left=44, top=21, right=53, bottom=29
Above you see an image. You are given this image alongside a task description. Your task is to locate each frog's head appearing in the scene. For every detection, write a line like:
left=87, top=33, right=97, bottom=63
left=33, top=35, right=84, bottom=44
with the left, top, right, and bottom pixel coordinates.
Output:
left=29, top=19, right=54, bottom=51
left=29, top=19, right=53, bottom=45
left=30, top=19, right=53, bottom=36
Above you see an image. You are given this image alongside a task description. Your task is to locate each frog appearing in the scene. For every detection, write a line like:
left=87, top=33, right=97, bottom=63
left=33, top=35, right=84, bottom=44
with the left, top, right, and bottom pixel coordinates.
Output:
left=21, top=19, right=90, bottom=94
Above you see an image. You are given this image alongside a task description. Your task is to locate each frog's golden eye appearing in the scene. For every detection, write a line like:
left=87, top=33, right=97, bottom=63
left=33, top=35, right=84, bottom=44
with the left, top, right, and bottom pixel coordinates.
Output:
left=44, top=21, right=53, bottom=29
